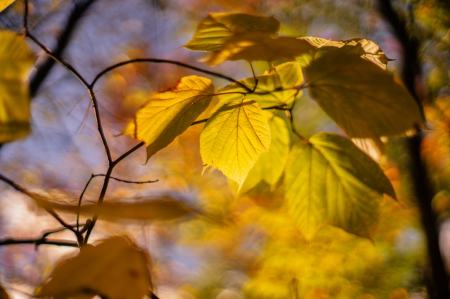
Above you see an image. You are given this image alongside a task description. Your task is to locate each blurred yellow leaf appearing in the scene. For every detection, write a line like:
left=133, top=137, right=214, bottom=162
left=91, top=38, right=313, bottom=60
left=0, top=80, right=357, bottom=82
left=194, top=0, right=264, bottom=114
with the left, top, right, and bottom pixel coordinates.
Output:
left=123, top=76, right=214, bottom=161
left=218, top=62, right=303, bottom=108
left=184, top=13, right=280, bottom=52
left=0, top=0, right=14, bottom=12
left=388, top=288, right=408, bottom=299
left=304, top=51, right=423, bottom=139
left=0, top=30, right=36, bottom=143
left=36, top=196, right=193, bottom=222
left=200, top=100, right=271, bottom=187
left=37, top=236, right=152, bottom=299
left=202, top=32, right=315, bottom=66
left=284, top=133, right=395, bottom=239
left=301, top=37, right=390, bottom=69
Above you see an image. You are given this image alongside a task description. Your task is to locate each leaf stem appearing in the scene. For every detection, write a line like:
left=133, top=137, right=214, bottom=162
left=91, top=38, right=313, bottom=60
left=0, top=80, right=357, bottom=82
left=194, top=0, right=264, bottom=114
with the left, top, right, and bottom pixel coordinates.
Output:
left=286, top=97, right=307, bottom=143
left=249, top=62, right=259, bottom=92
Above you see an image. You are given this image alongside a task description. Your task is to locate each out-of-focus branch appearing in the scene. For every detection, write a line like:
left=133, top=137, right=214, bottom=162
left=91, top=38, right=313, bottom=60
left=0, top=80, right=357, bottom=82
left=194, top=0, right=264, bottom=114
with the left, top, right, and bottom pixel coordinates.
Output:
left=0, top=173, right=83, bottom=245
left=376, top=1, right=450, bottom=298
left=29, top=0, right=98, bottom=97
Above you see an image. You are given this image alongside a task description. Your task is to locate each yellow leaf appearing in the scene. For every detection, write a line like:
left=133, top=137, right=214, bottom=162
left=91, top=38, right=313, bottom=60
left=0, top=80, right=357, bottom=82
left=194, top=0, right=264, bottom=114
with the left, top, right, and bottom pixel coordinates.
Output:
left=304, top=51, right=423, bottom=139
left=202, top=32, right=315, bottom=66
left=37, top=236, right=152, bottom=299
left=0, top=30, right=36, bottom=143
left=300, top=37, right=390, bottom=69
left=0, top=0, right=14, bottom=12
left=184, top=13, right=280, bottom=52
left=200, top=100, right=271, bottom=187
left=35, top=195, right=193, bottom=222
left=239, top=112, right=290, bottom=193
left=218, top=62, right=303, bottom=108
left=123, top=76, right=214, bottom=161
left=284, top=133, right=395, bottom=240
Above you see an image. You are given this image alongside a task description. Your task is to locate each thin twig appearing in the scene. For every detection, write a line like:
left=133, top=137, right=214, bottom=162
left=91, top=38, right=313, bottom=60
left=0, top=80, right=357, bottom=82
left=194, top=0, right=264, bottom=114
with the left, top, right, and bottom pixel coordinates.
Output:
left=0, top=173, right=83, bottom=245
left=77, top=174, right=95, bottom=232
left=88, top=90, right=113, bottom=164
left=112, top=142, right=145, bottom=166
left=0, top=237, right=78, bottom=248
left=93, top=174, right=159, bottom=184
left=83, top=168, right=113, bottom=243
left=42, top=224, right=86, bottom=238
left=90, top=59, right=253, bottom=92
left=286, top=95, right=307, bottom=142
left=25, top=33, right=90, bottom=88
left=28, top=0, right=98, bottom=97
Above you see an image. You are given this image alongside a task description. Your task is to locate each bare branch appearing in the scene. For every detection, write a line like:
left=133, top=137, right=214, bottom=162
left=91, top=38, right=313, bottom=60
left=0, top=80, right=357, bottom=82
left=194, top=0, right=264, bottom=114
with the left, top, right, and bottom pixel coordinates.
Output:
left=28, top=0, right=98, bottom=97
left=90, top=59, right=253, bottom=93
left=0, top=237, right=78, bottom=248
left=0, top=173, right=82, bottom=245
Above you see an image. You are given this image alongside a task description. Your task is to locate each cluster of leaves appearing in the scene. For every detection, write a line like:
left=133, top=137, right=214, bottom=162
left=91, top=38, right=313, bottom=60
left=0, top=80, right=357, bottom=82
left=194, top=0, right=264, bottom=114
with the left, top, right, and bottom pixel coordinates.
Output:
left=0, top=2, right=426, bottom=298
left=123, top=13, right=422, bottom=240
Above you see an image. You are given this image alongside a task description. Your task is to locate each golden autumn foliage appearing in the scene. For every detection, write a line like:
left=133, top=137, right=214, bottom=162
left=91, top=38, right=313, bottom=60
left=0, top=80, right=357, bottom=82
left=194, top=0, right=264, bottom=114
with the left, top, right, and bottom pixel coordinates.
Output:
left=0, top=3, right=448, bottom=299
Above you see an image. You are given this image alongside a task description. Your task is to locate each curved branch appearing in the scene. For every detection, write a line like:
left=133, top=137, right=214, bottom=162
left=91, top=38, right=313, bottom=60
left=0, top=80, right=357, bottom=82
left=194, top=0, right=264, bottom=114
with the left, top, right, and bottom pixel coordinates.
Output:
left=90, top=59, right=253, bottom=92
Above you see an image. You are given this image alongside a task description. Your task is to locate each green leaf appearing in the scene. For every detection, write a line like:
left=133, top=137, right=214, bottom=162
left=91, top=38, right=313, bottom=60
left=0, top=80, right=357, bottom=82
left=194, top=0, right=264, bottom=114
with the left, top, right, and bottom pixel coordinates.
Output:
left=37, top=237, right=153, bottom=299
left=184, top=13, right=280, bottom=52
left=123, top=76, right=214, bottom=161
left=300, top=37, right=390, bottom=69
left=284, top=132, right=395, bottom=240
left=202, top=32, right=315, bottom=66
left=240, top=112, right=290, bottom=193
left=200, top=100, right=271, bottom=186
left=0, top=30, right=36, bottom=143
left=304, top=51, right=423, bottom=139
left=218, top=62, right=303, bottom=108
left=0, top=0, right=15, bottom=12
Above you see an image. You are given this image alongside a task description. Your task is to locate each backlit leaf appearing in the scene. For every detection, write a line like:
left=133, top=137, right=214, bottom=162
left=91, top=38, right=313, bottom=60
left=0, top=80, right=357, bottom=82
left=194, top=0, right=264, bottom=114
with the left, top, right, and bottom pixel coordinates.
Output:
left=185, top=13, right=280, bottom=52
left=37, top=236, right=152, bottom=299
left=202, top=32, right=315, bottom=66
left=240, top=112, right=290, bottom=193
left=0, top=30, right=36, bottom=143
left=218, top=62, right=303, bottom=108
left=284, top=132, right=395, bottom=239
left=301, top=37, right=390, bottom=69
left=304, top=51, right=423, bottom=139
left=200, top=100, right=271, bottom=186
left=123, top=76, right=214, bottom=161
left=0, top=0, right=14, bottom=12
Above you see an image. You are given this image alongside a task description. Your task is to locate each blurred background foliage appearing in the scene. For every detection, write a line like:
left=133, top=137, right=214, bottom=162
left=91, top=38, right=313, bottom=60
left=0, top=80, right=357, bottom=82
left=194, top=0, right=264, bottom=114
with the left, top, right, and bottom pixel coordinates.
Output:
left=0, top=0, right=449, bottom=298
